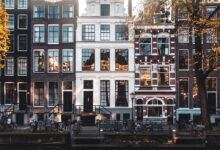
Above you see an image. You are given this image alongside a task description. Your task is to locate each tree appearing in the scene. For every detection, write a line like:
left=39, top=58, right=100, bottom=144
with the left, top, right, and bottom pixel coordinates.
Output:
left=133, top=0, right=220, bottom=129
left=0, top=2, right=10, bottom=68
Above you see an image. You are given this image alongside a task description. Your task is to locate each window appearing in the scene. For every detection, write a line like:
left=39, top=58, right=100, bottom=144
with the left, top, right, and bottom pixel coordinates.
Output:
left=34, top=82, right=44, bottom=106
left=139, top=38, right=151, bottom=55
left=62, top=5, right=73, bottom=18
left=115, top=25, right=128, bottom=40
left=48, top=49, right=59, bottom=72
left=100, top=25, right=110, bottom=41
left=8, top=35, right=14, bottom=52
left=4, top=57, right=14, bottom=76
left=206, top=6, right=217, bottom=18
left=49, top=82, right=58, bottom=106
left=33, top=50, right=45, bottom=72
left=5, top=0, right=14, bottom=9
left=206, top=78, right=216, bottom=91
left=48, top=6, right=59, bottom=19
left=147, top=99, right=163, bottom=117
left=33, top=6, right=45, bottom=18
left=178, top=8, right=188, bottom=20
left=158, top=66, right=169, bottom=86
left=100, top=80, right=110, bottom=106
left=18, top=35, right=27, bottom=51
left=62, top=25, right=73, bottom=43
left=140, top=67, right=151, bottom=86
left=18, top=57, right=27, bottom=76
left=84, top=80, right=93, bottom=89
left=115, top=80, right=128, bottom=107
left=62, top=49, right=73, bottom=72
left=82, top=49, right=95, bottom=71
left=157, top=37, right=169, bottom=55
left=18, top=14, right=28, bottom=29
left=100, top=49, right=110, bottom=71
left=33, top=25, right=45, bottom=43
left=101, top=4, right=110, bottom=16
left=5, top=83, right=15, bottom=104
left=8, top=15, right=14, bottom=31
left=206, top=28, right=217, bottom=43
left=178, top=28, right=189, bottom=43
left=63, top=81, right=72, bottom=90
left=179, top=78, right=189, bottom=108
left=179, top=50, right=189, bottom=70
left=115, top=49, right=128, bottom=71
left=82, top=24, right=95, bottom=41
left=193, top=78, right=200, bottom=108
left=48, top=25, right=59, bottom=44
left=18, top=0, right=27, bottom=9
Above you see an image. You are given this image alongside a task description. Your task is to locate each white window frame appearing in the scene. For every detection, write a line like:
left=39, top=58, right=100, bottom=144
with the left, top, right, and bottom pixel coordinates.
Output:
left=62, top=81, right=73, bottom=107
left=33, top=49, right=45, bottom=73
left=4, top=57, right=14, bottom=76
left=178, top=28, right=189, bottom=43
left=33, top=24, right=45, bottom=43
left=157, top=33, right=170, bottom=55
left=4, top=82, right=15, bottom=105
left=48, top=5, right=59, bottom=19
left=33, top=5, right=45, bottom=18
left=17, top=34, right=27, bottom=51
left=5, top=0, right=14, bottom=9
left=62, top=24, right=74, bottom=43
left=48, top=82, right=59, bottom=107
left=18, top=0, right=28, bottom=9
left=178, top=49, right=189, bottom=71
left=33, top=81, right=44, bottom=107
left=17, top=57, right=27, bottom=76
left=48, top=24, right=59, bottom=44
left=62, top=49, right=73, bottom=73
left=139, top=33, right=152, bottom=55
left=178, top=78, right=189, bottom=108
left=48, top=49, right=59, bottom=73
left=18, top=14, right=28, bottom=30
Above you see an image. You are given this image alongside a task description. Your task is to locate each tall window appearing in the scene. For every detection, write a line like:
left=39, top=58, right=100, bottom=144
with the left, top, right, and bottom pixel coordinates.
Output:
left=158, top=66, right=169, bottom=86
left=140, top=67, right=151, bottom=86
left=49, top=82, right=58, bottom=106
left=5, top=57, right=14, bottom=76
left=100, top=24, right=110, bottom=41
left=5, top=0, right=14, bottom=9
left=115, top=80, right=128, bottom=107
left=101, top=4, right=110, bottom=16
left=48, top=25, right=59, bottom=44
left=139, top=37, right=151, bottom=55
left=18, top=57, right=27, bottom=76
left=5, top=83, right=15, bottom=104
left=34, top=82, right=44, bottom=106
left=33, top=50, right=45, bottom=72
left=100, top=49, right=110, bottom=71
left=18, top=35, right=27, bottom=51
left=8, top=35, right=14, bottom=52
left=157, top=37, right=169, bottom=55
left=9, top=15, right=14, bottom=31
left=206, top=6, right=217, bottom=18
left=33, top=25, right=45, bottom=43
left=178, top=28, right=189, bottom=43
left=100, top=80, right=110, bottom=106
left=206, top=28, right=217, bottom=43
left=62, top=49, right=73, bottom=72
left=115, top=25, right=128, bottom=40
left=179, top=78, right=189, bottom=108
left=48, top=49, right=59, bottom=72
left=18, top=14, right=28, bottom=29
left=178, top=8, right=188, bottom=20
left=62, top=25, right=73, bottom=43
left=179, top=50, right=189, bottom=70
left=33, top=6, right=45, bottom=18
left=206, top=78, right=216, bottom=91
left=18, top=0, right=27, bottom=9
left=193, top=78, right=200, bottom=107
left=148, top=99, right=163, bottom=117
left=115, top=49, right=128, bottom=71
left=82, top=24, right=95, bottom=41
left=82, top=49, right=95, bottom=71
left=62, top=5, right=73, bottom=18
left=48, top=6, right=59, bottom=19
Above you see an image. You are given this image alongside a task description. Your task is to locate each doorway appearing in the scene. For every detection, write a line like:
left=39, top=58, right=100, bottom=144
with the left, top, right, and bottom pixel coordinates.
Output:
left=83, top=91, right=93, bottom=112
left=63, top=91, right=72, bottom=112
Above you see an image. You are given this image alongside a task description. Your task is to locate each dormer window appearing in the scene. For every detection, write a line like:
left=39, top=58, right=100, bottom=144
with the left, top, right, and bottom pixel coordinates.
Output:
left=101, top=4, right=110, bottom=16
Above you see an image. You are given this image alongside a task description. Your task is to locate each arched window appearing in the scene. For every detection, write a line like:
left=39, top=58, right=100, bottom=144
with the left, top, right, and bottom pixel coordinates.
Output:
left=147, top=99, right=163, bottom=117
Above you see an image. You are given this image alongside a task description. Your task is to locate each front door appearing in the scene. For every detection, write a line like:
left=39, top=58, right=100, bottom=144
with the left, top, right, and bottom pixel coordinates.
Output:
left=63, top=91, right=72, bottom=112
left=83, top=91, right=93, bottom=112
left=19, top=92, right=26, bottom=110
left=136, top=99, right=143, bottom=121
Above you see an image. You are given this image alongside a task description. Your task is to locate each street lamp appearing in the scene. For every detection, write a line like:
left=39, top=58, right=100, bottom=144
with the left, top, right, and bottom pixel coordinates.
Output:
left=130, top=92, right=135, bottom=122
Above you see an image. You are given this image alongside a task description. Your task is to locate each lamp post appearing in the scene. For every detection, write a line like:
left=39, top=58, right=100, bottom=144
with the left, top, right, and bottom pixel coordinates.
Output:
left=130, top=92, right=135, bottom=122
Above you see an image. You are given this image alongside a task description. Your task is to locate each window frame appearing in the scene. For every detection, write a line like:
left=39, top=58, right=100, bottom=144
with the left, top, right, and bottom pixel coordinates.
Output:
left=62, top=49, right=73, bottom=73
left=33, top=49, right=45, bottom=73
left=48, top=82, right=59, bottom=107
left=18, top=0, right=28, bottom=9
left=48, top=49, right=59, bottom=73
left=178, top=49, right=189, bottom=71
left=178, top=28, right=189, bottom=43
left=5, top=0, right=14, bottom=9
left=33, top=24, right=45, bottom=43
left=4, top=57, right=14, bottom=76
left=100, top=24, right=110, bottom=41
left=48, top=24, right=59, bottom=44
left=33, top=82, right=44, bottom=107
left=17, top=57, right=27, bottom=76
left=62, top=24, right=74, bottom=43
left=48, top=5, right=59, bottom=19
left=17, top=34, right=28, bottom=51
left=18, top=14, right=28, bottom=30
left=62, top=5, right=74, bottom=18
left=82, top=24, right=95, bottom=41
left=33, top=5, right=45, bottom=18
left=8, top=14, right=14, bottom=31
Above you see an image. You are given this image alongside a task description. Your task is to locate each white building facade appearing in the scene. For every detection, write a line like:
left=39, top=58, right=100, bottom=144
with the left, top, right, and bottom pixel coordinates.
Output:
left=75, top=0, right=134, bottom=125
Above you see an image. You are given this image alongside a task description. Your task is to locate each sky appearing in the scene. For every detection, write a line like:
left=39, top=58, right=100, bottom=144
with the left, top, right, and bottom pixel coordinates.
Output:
left=79, top=0, right=140, bottom=15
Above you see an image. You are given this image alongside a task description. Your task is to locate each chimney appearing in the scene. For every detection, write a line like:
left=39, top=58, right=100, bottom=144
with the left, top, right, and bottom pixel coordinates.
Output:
left=128, top=0, right=132, bottom=17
